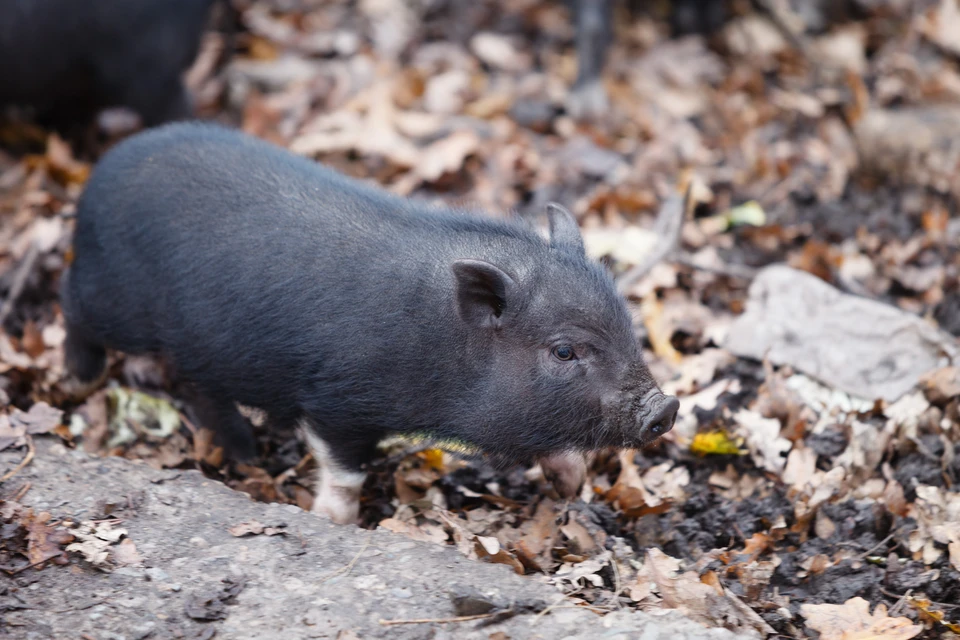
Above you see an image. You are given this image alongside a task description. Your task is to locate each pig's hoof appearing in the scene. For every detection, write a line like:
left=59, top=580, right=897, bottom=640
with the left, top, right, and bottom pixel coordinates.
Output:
left=567, top=81, right=609, bottom=121
left=539, top=451, right=587, bottom=498
left=311, top=492, right=360, bottom=525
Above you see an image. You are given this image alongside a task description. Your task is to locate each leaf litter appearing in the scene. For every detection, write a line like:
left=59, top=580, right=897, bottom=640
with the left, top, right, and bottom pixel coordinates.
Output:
left=0, top=0, right=959, bottom=637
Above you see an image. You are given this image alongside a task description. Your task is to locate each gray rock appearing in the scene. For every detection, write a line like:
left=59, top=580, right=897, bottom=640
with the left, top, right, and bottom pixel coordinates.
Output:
left=1, top=439, right=752, bottom=639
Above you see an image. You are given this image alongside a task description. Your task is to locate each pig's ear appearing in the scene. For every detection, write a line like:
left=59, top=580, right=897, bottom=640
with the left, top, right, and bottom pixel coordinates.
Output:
left=452, top=260, right=515, bottom=328
left=546, top=203, right=585, bottom=255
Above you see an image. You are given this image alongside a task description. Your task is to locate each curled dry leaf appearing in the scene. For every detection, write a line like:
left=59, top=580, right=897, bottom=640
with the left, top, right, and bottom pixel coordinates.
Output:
left=512, top=499, right=559, bottom=572
left=606, top=451, right=677, bottom=517
left=917, top=0, right=960, bottom=57
left=908, top=597, right=960, bottom=634
left=734, top=409, right=792, bottom=475
left=469, top=32, right=530, bottom=72
left=801, top=597, right=922, bottom=640
left=112, top=539, right=143, bottom=567
left=474, top=535, right=524, bottom=575
left=22, top=509, right=74, bottom=567
left=662, top=348, right=735, bottom=397
left=559, top=518, right=597, bottom=556
left=781, top=445, right=817, bottom=490
left=920, top=366, right=960, bottom=405
left=552, top=550, right=611, bottom=590
left=10, top=402, right=63, bottom=435
left=908, top=485, right=960, bottom=566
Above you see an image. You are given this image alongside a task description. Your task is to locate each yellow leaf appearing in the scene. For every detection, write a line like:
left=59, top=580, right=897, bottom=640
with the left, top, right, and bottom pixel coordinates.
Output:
left=690, top=431, right=747, bottom=456
left=909, top=597, right=960, bottom=634
left=421, top=448, right=445, bottom=471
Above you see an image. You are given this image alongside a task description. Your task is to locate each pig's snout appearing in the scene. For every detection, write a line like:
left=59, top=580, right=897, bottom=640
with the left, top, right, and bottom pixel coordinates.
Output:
left=637, top=391, right=679, bottom=443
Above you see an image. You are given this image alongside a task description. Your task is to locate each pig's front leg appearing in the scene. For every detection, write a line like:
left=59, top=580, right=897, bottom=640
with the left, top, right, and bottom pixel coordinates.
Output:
left=300, top=423, right=371, bottom=525
left=539, top=451, right=588, bottom=498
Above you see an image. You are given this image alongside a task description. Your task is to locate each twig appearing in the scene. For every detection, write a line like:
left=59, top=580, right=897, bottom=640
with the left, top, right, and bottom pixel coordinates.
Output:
left=855, top=532, right=897, bottom=561
left=883, top=588, right=912, bottom=617
left=12, top=481, right=31, bottom=502
left=674, top=251, right=758, bottom=280
left=882, top=588, right=960, bottom=611
left=531, top=594, right=569, bottom=624
left=0, top=436, right=35, bottom=483
left=4, top=554, right=57, bottom=576
left=617, top=185, right=691, bottom=292
left=320, top=534, right=371, bottom=583
left=0, top=243, right=40, bottom=327
left=543, top=603, right=612, bottom=615
left=379, top=612, right=497, bottom=626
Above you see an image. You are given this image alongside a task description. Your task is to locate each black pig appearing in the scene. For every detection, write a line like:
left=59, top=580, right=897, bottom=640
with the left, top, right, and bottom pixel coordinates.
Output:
left=61, top=123, right=679, bottom=523
left=0, top=0, right=217, bottom=129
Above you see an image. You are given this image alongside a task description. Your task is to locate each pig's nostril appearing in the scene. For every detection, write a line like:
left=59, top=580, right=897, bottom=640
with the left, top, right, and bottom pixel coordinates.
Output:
left=644, top=396, right=679, bottom=437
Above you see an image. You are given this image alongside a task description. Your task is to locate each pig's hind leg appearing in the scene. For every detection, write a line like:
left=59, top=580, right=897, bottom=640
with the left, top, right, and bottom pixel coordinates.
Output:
left=300, top=423, right=372, bottom=525
left=188, top=389, right=258, bottom=462
left=62, top=322, right=108, bottom=399
left=61, top=271, right=109, bottom=399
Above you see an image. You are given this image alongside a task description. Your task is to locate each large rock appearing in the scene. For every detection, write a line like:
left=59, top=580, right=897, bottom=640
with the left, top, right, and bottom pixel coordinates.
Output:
left=1, top=439, right=750, bottom=640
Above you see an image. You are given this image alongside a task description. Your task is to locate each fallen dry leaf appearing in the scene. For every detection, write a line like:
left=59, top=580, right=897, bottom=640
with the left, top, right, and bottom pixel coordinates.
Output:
left=512, top=499, right=559, bottom=572
left=735, top=409, right=792, bottom=474
left=690, top=430, right=746, bottom=457
left=552, top=550, right=611, bottom=590
left=606, top=450, right=673, bottom=517
left=474, top=535, right=524, bottom=575
left=10, top=402, right=63, bottom=435
left=801, top=597, right=922, bottom=640
left=112, top=539, right=143, bottom=567
left=632, top=548, right=775, bottom=636
left=908, top=484, right=960, bottom=566
left=23, top=509, right=73, bottom=567
left=908, top=597, right=960, bottom=634
left=66, top=519, right=130, bottom=569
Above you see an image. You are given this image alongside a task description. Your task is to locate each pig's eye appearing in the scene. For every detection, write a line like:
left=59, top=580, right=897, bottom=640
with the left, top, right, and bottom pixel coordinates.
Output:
left=552, top=345, right=576, bottom=361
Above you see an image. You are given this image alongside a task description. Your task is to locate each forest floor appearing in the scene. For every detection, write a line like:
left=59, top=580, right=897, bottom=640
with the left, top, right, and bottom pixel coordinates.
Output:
left=1, top=0, right=959, bottom=638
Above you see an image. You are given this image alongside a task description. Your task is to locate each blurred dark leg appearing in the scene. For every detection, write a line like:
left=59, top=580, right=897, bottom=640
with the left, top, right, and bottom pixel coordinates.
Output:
left=568, top=0, right=614, bottom=120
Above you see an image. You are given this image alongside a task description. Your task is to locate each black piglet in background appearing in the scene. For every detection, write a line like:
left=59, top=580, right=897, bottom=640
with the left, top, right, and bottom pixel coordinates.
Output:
left=0, top=0, right=227, bottom=136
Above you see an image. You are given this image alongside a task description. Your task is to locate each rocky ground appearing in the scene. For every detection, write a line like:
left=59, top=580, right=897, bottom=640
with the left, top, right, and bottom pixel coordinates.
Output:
left=2, top=438, right=749, bottom=639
